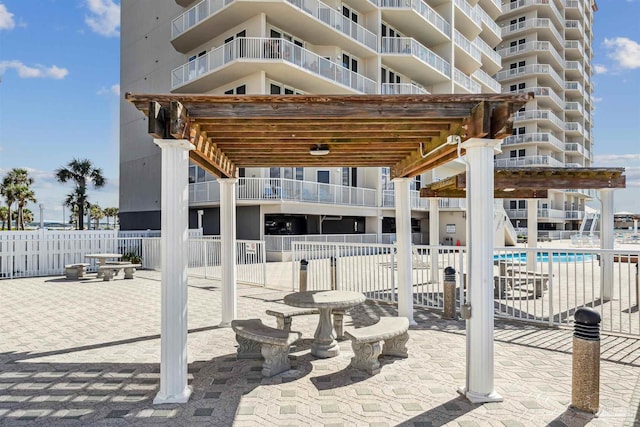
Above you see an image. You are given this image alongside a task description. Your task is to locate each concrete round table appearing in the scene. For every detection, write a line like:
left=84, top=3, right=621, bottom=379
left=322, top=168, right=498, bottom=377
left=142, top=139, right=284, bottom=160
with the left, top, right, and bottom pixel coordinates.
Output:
left=284, top=290, right=365, bottom=358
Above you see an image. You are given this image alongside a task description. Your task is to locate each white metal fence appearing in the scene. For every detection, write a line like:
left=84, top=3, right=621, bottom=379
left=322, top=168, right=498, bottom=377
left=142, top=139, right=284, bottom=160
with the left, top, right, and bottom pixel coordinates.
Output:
left=292, top=242, right=640, bottom=337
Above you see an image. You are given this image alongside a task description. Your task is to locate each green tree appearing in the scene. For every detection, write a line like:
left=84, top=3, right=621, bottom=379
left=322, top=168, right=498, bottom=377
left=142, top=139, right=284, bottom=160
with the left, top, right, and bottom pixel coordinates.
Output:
left=64, top=189, right=88, bottom=230
left=90, top=204, right=105, bottom=230
left=14, top=186, right=36, bottom=230
left=55, top=159, right=106, bottom=230
left=22, top=208, right=34, bottom=227
left=0, top=206, right=8, bottom=230
left=103, top=207, right=119, bottom=229
left=1, top=168, right=34, bottom=231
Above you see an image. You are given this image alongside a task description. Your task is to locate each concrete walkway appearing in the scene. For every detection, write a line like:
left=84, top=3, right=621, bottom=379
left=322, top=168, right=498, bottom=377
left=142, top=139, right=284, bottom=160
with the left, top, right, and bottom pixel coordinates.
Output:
left=0, top=271, right=639, bottom=426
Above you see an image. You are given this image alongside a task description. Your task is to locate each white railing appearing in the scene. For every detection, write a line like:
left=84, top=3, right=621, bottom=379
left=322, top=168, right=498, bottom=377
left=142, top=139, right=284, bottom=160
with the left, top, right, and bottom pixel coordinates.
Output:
left=380, top=233, right=426, bottom=244
left=565, top=60, right=584, bottom=75
left=495, top=64, right=563, bottom=88
left=473, top=37, right=501, bottom=65
left=266, top=233, right=378, bottom=252
left=508, top=86, right=564, bottom=109
left=494, top=155, right=563, bottom=168
left=565, top=210, right=586, bottom=220
left=502, top=0, right=563, bottom=24
left=565, top=19, right=584, bottom=34
left=374, top=0, right=450, bottom=37
left=171, top=0, right=376, bottom=50
left=454, top=68, right=481, bottom=93
left=381, top=83, right=430, bottom=94
left=454, top=30, right=481, bottom=62
left=381, top=37, right=451, bottom=77
left=291, top=241, right=640, bottom=336
left=565, top=101, right=584, bottom=115
left=565, top=142, right=585, bottom=155
left=382, top=189, right=430, bottom=209
left=190, top=177, right=378, bottom=206
left=476, top=7, right=501, bottom=39
left=454, top=0, right=482, bottom=27
left=496, top=41, right=563, bottom=67
left=538, top=208, right=565, bottom=220
left=471, top=69, right=501, bottom=93
left=565, top=122, right=584, bottom=135
left=501, top=132, right=564, bottom=151
left=565, top=40, right=584, bottom=56
left=565, top=81, right=584, bottom=94
left=172, top=37, right=376, bottom=93
left=513, top=109, right=564, bottom=130
left=501, top=18, right=562, bottom=44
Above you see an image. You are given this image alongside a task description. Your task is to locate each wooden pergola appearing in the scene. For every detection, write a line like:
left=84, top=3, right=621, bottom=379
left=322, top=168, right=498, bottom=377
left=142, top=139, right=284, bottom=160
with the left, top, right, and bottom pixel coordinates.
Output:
left=125, top=92, right=532, bottom=405
left=125, top=93, right=531, bottom=179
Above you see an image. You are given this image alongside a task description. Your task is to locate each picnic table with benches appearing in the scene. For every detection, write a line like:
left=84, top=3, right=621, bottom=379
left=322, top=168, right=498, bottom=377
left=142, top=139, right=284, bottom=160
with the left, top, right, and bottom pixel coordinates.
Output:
left=98, top=263, right=142, bottom=281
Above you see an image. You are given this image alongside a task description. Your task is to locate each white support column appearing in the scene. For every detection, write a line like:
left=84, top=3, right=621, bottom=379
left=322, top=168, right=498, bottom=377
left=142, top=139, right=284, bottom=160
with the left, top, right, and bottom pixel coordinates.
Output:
left=600, top=189, right=615, bottom=300
left=219, top=178, right=238, bottom=327
left=459, top=138, right=503, bottom=403
left=153, top=138, right=193, bottom=404
left=527, top=199, right=538, bottom=272
left=429, top=198, right=440, bottom=285
left=393, top=177, right=415, bottom=325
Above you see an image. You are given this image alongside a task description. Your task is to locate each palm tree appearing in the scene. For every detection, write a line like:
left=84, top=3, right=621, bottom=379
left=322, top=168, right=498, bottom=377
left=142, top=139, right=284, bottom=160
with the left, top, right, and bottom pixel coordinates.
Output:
left=22, top=208, right=34, bottom=227
left=103, top=207, right=119, bottom=229
left=0, top=206, right=8, bottom=230
left=90, top=204, right=105, bottom=230
left=64, top=188, right=89, bottom=229
left=1, top=168, right=33, bottom=231
left=55, top=159, right=106, bottom=230
left=14, top=186, right=36, bottom=230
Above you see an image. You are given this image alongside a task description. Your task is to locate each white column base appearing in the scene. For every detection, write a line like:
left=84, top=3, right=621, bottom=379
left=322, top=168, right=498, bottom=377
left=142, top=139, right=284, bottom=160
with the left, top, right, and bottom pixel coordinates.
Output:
left=457, top=387, right=503, bottom=403
left=218, top=321, right=232, bottom=328
left=154, top=387, right=193, bottom=405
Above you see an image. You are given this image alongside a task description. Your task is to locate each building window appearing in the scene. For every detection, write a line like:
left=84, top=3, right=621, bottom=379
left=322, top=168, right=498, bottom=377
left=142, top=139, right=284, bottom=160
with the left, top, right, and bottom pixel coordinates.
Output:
left=295, top=167, right=304, bottom=181
left=342, top=53, right=358, bottom=73
left=510, top=84, right=517, bottom=91
left=341, top=167, right=358, bottom=187
left=270, top=167, right=281, bottom=178
left=518, top=60, right=526, bottom=67
left=317, top=170, right=330, bottom=184
left=224, top=84, right=246, bottom=94
left=518, top=82, right=526, bottom=90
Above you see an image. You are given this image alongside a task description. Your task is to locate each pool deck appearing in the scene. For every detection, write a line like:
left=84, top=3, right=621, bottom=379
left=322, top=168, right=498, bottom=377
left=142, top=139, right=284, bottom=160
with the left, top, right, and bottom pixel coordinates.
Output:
left=1, top=270, right=640, bottom=426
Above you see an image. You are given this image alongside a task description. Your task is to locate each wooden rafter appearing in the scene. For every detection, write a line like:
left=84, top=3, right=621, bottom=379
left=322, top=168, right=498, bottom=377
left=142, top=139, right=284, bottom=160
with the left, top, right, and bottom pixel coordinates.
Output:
left=420, top=189, right=549, bottom=199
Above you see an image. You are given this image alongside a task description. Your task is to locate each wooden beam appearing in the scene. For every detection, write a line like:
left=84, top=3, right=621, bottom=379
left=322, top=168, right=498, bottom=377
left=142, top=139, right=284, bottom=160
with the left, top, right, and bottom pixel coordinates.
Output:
left=490, top=102, right=513, bottom=139
left=419, top=188, right=549, bottom=198
left=169, top=100, right=190, bottom=140
left=148, top=101, right=168, bottom=139
left=465, top=101, right=490, bottom=139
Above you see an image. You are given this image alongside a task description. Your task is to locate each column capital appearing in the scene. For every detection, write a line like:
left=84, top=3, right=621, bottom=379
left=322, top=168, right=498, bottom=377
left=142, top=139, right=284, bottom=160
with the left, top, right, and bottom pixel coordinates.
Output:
left=392, top=177, right=413, bottom=183
left=217, top=177, right=239, bottom=184
left=461, top=138, right=502, bottom=153
left=153, top=139, right=195, bottom=151
left=598, top=188, right=616, bottom=193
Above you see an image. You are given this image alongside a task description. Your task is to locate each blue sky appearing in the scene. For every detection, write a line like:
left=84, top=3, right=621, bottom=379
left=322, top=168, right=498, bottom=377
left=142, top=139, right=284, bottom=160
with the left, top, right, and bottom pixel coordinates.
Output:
left=0, top=0, right=639, bottom=222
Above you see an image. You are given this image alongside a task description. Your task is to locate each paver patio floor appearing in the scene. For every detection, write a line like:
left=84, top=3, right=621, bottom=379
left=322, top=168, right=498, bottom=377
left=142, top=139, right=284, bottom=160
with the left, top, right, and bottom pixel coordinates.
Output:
left=1, top=271, right=639, bottom=426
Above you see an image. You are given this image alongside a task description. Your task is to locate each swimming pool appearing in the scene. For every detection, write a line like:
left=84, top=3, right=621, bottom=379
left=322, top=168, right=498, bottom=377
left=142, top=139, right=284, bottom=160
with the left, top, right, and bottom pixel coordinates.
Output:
left=494, top=252, right=595, bottom=263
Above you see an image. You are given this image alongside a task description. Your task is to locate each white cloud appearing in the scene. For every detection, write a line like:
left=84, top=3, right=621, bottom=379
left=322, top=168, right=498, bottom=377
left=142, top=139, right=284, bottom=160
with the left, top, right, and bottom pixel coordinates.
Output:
left=594, top=153, right=640, bottom=164
left=97, top=83, right=120, bottom=96
left=0, top=3, right=15, bottom=30
left=0, top=60, right=68, bottom=79
left=593, top=64, right=608, bottom=74
left=85, top=0, right=120, bottom=37
left=603, top=37, right=640, bottom=70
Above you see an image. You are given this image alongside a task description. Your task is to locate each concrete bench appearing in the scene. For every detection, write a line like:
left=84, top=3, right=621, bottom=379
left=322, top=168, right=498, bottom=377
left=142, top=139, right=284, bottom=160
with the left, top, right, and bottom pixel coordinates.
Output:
left=65, top=263, right=90, bottom=280
left=231, top=319, right=301, bottom=377
left=344, top=317, right=409, bottom=375
left=98, top=263, right=141, bottom=281
left=266, top=307, right=346, bottom=340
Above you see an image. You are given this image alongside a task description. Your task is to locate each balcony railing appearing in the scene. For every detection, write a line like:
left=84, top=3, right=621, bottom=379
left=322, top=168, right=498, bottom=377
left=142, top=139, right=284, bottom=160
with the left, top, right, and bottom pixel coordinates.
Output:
left=565, top=142, right=586, bottom=156
left=502, top=132, right=564, bottom=151
left=502, top=18, right=562, bottom=43
left=565, top=210, right=586, bottom=220
left=565, top=60, right=584, bottom=75
left=565, top=81, right=584, bottom=95
left=565, top=20, right=584, bottom=34
left=381, top=83, right=430, bottom=94
left=565, top=122, right=584, bottom=135
left=454, top=30, right=481, bottom=62
left=508, top=86, right=564, bottom=109
left=454, top=0, right=482, bottom=27
left=381, top=37, right=451, bottom=77
left=494, top=64, right=563, bottom=88
left=565, top=101, right=584, bottom=114
left=473, top=37, right=501, bottom=65
left=496, top=41, right=563, bottom=66
left=476, top=7, right=501, bottom=40
left=502, top=0, right=563, bottom=24
left=471, top=68, right=501, bottom=93
left=382, top=190, right=430, bottom=209
left=565, top=40, right=584, bottom=55
left=494, top=155, right=564, bottom=168
left=374, top=0, right=450, bottom=38
left=171, top=37, right=376, bottom=93
left=172, top=0, right=377, bottom=50
left=513, top=109, right=564, bottom=130
left=190, top=178, right=378, bottom=206
left=454, top=68, right=481, bottom=93
left=538, top=208, right=565, bottom=220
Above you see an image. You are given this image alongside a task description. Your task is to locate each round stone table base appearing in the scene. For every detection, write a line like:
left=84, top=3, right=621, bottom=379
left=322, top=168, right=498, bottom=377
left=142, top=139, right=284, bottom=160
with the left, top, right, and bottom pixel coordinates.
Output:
left=311, top=307, right=339, bottom=358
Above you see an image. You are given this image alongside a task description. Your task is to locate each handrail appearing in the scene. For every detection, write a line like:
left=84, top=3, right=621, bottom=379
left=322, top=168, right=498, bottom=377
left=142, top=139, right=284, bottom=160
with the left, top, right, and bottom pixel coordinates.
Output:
left=381, top=37, right=451, bottom=76
left=373, top=0, right=450, bottom=37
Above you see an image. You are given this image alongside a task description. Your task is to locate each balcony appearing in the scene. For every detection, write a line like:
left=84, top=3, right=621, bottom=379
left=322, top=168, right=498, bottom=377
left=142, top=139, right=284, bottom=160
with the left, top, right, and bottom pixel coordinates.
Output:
left=565, top=101, right=584, bottom=115
left=565, top=210, right=586, bottom=220
left=476, top=7, right=501, bottom=47
left=454, top=30, right=482, bottom=73
left=494, top=155, right=564, bottom=168
left=381, top=37, right=451, bottom=86
left=494, top=64, right=563, bottom=90
left=513, top=109, right=564, bottom=132
left=190, top=177, right=378, bottom=207
left=501, top=132, right=564, bottom=151
left=496, top=41, right=563, bottom=69
left=374, top=0, right=451, bottom=45
left=478, top=0, right=502, bottom=18
left=565, top=81, right=584, bottom=96
left=565, top=142, right=587, bottom=156
left=171, top=37, right=376, bottom=94
left=565, top=20, right=584, bottom=36
left=501, top=0, right=563, bottom=26
left=565, top=121, right=584, bottom=136
left=473, top=37, right=501, bottom=74
left=565, top=60, right=584, bottom=77
left=382, top=190, right=430, bottom=210
left=454, top=0, right=482, bottom=39
left=565, top=40, right=585, bottom=59
left=471, top=68, right=501, bottom=93
left=171, top=0, right=377, bottom=55
left=538, top=208, right=566, bottom=221
left=501, top=19, right=563, bottom=48
left=381, top=83, right=430, bottom=94
left=454, top=68, right=481, bottom=93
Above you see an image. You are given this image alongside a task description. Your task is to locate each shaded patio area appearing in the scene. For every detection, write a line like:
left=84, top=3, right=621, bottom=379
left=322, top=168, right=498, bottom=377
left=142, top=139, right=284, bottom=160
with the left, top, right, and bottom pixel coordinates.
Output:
left=1, top=271, right=639, bottom=426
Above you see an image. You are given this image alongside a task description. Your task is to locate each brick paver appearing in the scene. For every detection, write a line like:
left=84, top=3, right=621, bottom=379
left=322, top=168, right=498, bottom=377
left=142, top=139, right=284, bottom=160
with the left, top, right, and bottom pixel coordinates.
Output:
left=0, top=271, right=638, bottom=426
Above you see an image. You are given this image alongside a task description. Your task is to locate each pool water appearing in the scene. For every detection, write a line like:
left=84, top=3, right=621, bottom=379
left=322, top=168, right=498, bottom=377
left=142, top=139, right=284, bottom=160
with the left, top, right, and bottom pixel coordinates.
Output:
left=494, top=252, right=595, bottom=263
